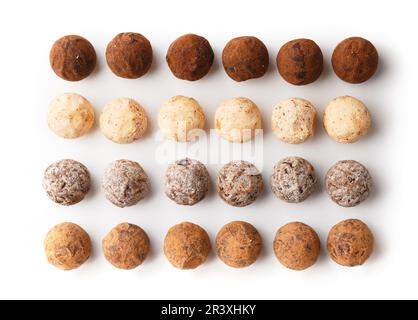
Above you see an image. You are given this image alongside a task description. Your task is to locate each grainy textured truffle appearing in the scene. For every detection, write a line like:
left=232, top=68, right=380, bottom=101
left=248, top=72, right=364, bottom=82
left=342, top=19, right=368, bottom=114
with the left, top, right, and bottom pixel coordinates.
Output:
left=327, top=219, right=374, bottom=267
left=332, top=37, right=379, bottom=84
left=271, top=157, right=317, bottom=203
left=222, top=36, right=269, bottom=82
left=102, top=223, right=150, bottom=270
left=44, top=222, right=91, bottom=270
left=273, top=222, right=320, bottom=270
left=326, top=160, right=372, bottom=207
left=217, top=161, right=263, bottom=207
left=102, top=160, right=150, bottom=208
left=43, top=159, right=91, bottom=206
left=277, top=38, right=323, bottom=85
left=106, top=32, right=153, bottom=79
left=50, top=35, right=96, bottom=81
left=165, top=158, right=209, bottom=205
left=164, top=222, right=211, bottom=269
left=166, top=34, right=214, bottom=81
left=216, top=221, right=262, bottom=268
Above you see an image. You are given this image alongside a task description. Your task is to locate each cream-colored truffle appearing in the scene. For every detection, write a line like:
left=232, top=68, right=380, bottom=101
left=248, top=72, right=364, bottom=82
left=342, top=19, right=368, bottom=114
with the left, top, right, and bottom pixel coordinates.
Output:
left=323, top=96, right=371, bottom=143
left=271, top=98, right=316, bottom=144
left=100, top=98, right=148, bottom=144
left=215, top=97, right=262, bottom=143
left=158, top=95, right=205, bottom=142
left=47, top=93, right=95, bottom=139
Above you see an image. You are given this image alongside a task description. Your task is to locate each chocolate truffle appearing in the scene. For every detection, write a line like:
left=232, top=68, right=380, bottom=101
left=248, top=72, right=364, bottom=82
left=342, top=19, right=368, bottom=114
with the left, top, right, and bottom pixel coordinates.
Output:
left=327, top=219, right=374, bottom=267
left=222, top=36, right=269, bottom=82
left=332, top=37, right=379, bottom=84
left=165, top=158, right=210, bottom=205
left=325, top=160, right=372, bottom=207
left=44, top=222, right=91, bottom=270
left=164, top=222, right=211, bottom=269
left=102, top=160, right=150, bottom=208
left=43, top=159, right=91, bottom=206
left=217, top=161, right=263, bottom=207
left=106, top=32, right=153, bottom=79
left=166, top=34, right=214, bottom=81
left=102, top=223, right=150, bottom=270
left=273, top=222, right=320, bottom=271
left=216, top=221, right=262, bottom=268
left=277, top=38, right=323, bottom=85
left=50, top=35, right=96, bottom=81
left=271, top=157, right=317, bottom=203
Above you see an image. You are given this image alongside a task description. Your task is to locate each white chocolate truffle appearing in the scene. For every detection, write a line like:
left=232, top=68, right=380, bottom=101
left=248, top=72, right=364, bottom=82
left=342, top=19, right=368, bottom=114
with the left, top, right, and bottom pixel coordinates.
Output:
left=215, top=97, right=262, bottom=143
left=323, top=96, right=371, bottom=143
left=271, top=98, right=317, bottom=144
left=47, top=93, right=95, bottom=139
left=100, top=98, right=148, bottom=144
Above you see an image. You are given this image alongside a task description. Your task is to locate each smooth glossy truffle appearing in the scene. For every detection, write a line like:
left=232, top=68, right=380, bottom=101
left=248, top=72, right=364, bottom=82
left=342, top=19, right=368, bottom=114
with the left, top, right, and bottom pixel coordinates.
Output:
left=271, top=98, right=317, bottom=144
left=50, top=35, right=96, bottom=81
left=217, top=161, right=263, bottom=207
left=327, top=219, right=374, bottom=267
left=102, top=223, right=150, bottom=270
left=158, top=95, right=206, bottom=142
left=323, top=96, right=371, bottom=143
left=277, top=38, right=323, bottom=85
left=215, top=97, right=262, bottom=143
left=100, top=98, right=148, bottom=144
left=43, top=159, right=90, bottom=206
left=271, top=157, right=317, bottom=203
left=325, top=160, right=372, bottom=207
left=106, top=32, right=153, bottom=79
left=44, top=222, right=91, bottom=270
left=273, top=222, right=320, bottom=270
left=216, top=221, right=262, bottom=268
left=165, top=158, right=209, bottom=205
left=164, top=222, right=211, bottom=269
left=332, top=37, right=378, bottom=84
left=102, top=160, right=150, bottom=208
left=166, top=34, right=214, bottom=81
left=222, top=36, right=269, bottom=82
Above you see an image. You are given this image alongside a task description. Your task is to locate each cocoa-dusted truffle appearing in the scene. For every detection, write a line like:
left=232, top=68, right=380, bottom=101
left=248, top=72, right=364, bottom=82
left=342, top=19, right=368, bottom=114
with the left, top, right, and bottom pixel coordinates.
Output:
left=50, top=35, right=96, bottom=81
left=166, top=34, right=214, bottom=81
left=273, top=222, right=320, bottom=270
left=327, top=219, right=374, bottom=267
left=277, top=38, right=323, bottom=85
left=332, top=37, right=379, bottom=84
left=325, top=160, right=372, bottom=207
left=43, top=159, right=91, bottom=206
left=222, top=36, right=269, bottom=82
left=102, top=223, right=150, bottom=270
left=106, top=32, right=153, bottom=79
left=164, top=222, right=211, bottom=269
left=44, top=222, right=91, bottom=270
left=216, top=221, right=262, bottom=268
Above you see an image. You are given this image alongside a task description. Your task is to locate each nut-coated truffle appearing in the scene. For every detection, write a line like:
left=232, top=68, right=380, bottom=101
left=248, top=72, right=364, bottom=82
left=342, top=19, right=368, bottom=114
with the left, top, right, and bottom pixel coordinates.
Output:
left=216, top=221, right=262, bottom=268
left=222, top=36, right=269, bottom=82
left=50, top=35, right=96, bottom=81
left=44, top=222, right=91, bottom=270
left=102, top=223, right=150, bottom=270
left=166, top=34, right=214, bottom=81
left=106, top=32, right=153, bottom=79
left=164, top=222, right=211, bottom=269
left=327, top=219, right=374, bottom=267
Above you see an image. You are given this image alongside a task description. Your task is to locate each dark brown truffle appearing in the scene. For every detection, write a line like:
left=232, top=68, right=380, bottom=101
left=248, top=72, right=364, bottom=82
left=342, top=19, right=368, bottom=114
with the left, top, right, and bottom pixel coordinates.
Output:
left=277, top=38, right=323, bottom=85
left=222, top=36, right=269, bottom=82
left=50, top=35, right=96, bottom=81
left=166, top=34, right=214, bottom=81
left=332, top=37, right=378, bottom=84
left=106, top=32, right=153, bottom=79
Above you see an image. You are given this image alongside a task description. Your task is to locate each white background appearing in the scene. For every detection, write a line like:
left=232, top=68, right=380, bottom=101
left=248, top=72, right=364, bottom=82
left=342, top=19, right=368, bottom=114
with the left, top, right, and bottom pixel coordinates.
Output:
left=0, top=0, right=415, bottom=300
